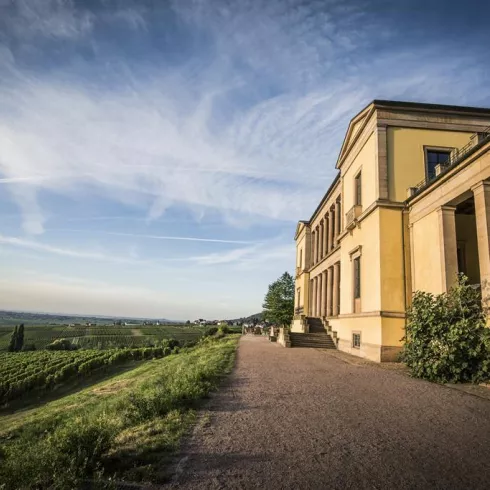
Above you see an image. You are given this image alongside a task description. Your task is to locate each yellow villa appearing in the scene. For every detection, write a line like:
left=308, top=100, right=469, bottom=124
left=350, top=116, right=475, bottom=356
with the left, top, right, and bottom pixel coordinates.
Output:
left=288, top=100, right=490, bottom=362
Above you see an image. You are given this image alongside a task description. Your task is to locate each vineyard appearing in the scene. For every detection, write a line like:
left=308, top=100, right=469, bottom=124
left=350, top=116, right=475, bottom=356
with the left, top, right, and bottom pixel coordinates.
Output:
left=0, top=324, right=206, bottom=351
left=0, top=347, right=172, bottom=405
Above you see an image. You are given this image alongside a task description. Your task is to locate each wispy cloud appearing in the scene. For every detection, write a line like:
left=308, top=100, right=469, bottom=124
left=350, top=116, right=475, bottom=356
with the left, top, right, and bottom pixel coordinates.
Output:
left=1, top=0, right=489, bottom=317
left=49, top=229, right=256, bottom=244
left=0, top=234, right=144, bottom=264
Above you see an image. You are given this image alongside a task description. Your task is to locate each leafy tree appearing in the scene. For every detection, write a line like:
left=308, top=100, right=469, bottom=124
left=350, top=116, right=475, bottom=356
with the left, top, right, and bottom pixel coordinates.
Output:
left=15, top=323, right=25, bottom=352
left=8, top=326, right=18, bottom=352
left=46, top=338, right=77, bottom=351
left=402, top=275, right=490, bottom=383
left=262, top=272, right=295, bottom=327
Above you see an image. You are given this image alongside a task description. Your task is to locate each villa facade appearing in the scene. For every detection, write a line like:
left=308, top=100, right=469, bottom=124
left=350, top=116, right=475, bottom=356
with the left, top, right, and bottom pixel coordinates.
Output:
left=292, top=100, right=490, bottom=362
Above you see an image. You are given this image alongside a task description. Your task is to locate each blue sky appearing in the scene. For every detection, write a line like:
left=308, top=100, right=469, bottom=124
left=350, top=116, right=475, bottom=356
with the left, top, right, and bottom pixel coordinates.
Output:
left=1, top=0, right=490, bottom=320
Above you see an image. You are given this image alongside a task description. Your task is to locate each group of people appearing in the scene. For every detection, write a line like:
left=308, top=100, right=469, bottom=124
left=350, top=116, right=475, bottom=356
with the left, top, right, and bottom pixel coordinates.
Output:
left=242, top=324, right=269, bottom=336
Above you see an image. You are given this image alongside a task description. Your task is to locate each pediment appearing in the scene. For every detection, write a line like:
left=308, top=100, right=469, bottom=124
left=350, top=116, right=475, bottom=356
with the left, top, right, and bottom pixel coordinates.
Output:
left=336, top=104, right=375, bottom=167
left=294, top=221, right=308, bottom=240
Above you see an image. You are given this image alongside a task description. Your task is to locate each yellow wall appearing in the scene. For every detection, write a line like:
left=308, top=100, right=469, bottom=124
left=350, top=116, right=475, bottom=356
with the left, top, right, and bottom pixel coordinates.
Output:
left=381, top=317, right=405, bottom=346
left=379, top=208, right=406, bottom=312
left=336, top=316, right=383, bottom=361
left=387, top=128, right=473, bottom=202
left=411, top=209, right=443, bottom=294
left=296, top=233, right=306, bottom=269
left=342, top=132, right=376, bottom=212
left=340, top=209, right=381, bottom=314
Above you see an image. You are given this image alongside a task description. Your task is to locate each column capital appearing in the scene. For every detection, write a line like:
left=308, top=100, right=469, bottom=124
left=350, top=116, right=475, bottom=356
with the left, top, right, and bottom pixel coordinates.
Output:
left=438, top=205, right=457, bottom=214
left=471, top=180, right=490, bottom=194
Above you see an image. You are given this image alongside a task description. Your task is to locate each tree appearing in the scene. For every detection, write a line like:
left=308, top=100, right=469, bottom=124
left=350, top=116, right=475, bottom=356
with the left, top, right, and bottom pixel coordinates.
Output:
left=16, top=324, right=25, bottom=352
left=262, top=272, right=295, bottom=327
left=8, top=326, right=18, bottom=352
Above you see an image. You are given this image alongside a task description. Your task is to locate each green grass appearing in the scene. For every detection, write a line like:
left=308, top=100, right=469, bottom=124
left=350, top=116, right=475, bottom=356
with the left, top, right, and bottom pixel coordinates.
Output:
left=0, top=335, right=239, bottom=489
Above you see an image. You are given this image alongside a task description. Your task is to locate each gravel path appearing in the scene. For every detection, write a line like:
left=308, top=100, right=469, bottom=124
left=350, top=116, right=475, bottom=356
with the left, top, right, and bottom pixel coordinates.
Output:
left=169, top=336, right=490, bottom=490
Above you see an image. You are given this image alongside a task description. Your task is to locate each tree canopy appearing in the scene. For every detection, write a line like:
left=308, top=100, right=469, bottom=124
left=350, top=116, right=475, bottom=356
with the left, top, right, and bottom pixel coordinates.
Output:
left=262, top=272, right=294, bottom=327
left=8, top=324, right=24, bottom=352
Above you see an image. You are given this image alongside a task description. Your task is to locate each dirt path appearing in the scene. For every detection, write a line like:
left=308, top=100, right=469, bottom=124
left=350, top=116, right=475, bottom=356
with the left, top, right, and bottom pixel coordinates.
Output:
left=168, top=336, right=490, bottom=490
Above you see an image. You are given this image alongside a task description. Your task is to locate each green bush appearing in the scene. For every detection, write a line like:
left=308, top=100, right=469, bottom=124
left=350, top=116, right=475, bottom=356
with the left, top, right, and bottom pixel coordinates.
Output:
left=218, top=325, right=230, bottom=335
left=402, top=275, right=490, bottom=383
left=46, top=338, right=78, bottom=351
left=204, top=326, right=218, bottom=337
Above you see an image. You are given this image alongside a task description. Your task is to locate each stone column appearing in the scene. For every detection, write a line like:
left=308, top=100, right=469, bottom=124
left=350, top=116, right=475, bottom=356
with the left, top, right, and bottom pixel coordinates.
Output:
left=324, top=214, right=329, bottom=257
left=317, top=274, right=322, bottom=317
left=309, top=278, right=313, bottom=316
left=336, top=200, right=342, bottom=236
left=437, top=205, right=458, bottom=292
left=320, top=220, right=324, bottom=260
left=472, top=182, right=490, bottom=306
left=327, top=212, right=333, bottom=253
left=329, top=267, right=335, bottom=316
left=321, top=270, right=327, bottom=317
left=330, top=208, right=336, bottom=250
left=311, top=230, right=315, bottom=265
left=316, top=226, right=320, bottom=263
left=311, top=278, right=317, bottom=316
left=326, top=267, right=332, bottom=317
left=333, top=262, right=340, bottom=316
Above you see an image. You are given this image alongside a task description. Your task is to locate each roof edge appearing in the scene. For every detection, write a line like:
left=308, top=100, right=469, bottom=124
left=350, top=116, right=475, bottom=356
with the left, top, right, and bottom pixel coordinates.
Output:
left=308, top=173, right=341, bottom=224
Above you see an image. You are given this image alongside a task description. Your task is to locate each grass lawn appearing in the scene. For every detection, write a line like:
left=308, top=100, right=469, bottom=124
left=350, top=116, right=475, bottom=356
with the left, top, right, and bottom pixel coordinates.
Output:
left=0, top=335, right=239, bottom=489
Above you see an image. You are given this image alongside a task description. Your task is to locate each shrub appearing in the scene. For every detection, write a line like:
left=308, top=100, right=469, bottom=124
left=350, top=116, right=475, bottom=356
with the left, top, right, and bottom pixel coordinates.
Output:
left=218, top=325, right=230, bottom=335
left=46, top=339, right=78, bottom=351
left=402, top=275, right=490, bottom=383
left=204, top=326, right=218, bottom=337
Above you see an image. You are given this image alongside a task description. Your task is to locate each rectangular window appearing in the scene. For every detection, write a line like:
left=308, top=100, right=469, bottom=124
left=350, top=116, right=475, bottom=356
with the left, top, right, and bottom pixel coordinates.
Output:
left=352, top=333, right=361, bottom=349
left=299, top=249, right=303, bottom=268
left=354, top=171, right=362, bottom=206
left=353, top=256, right=361, bottom=299
left=426, top=150, right=451, bottom=180
left=297, top=288, right=301, bottom=306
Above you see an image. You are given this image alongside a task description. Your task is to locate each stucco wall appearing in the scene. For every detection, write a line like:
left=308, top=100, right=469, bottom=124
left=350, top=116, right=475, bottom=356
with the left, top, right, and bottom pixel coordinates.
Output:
left=291, top=318, right=304, bottom=333
left=387, top=128, right=473, bottom=202
left=379, top=208, right=406, bottom=312
left=411, top=209, right=443, bottom=294
left=336, top=315, right=383, bottom=362
left=340, top=209, right=381, bottom=314
left=296, top=233, right=306, bottom=269
left=342, top=132, right=376, bottom=212
left=381, top=317, right=405, bottom=350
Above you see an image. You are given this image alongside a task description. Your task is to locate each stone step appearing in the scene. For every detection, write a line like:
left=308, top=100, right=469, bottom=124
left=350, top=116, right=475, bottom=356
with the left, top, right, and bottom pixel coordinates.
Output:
left=291, top=339, right=336, bottom=344
left=291, top=343, right=336, bottom=349
left=289, top=331, right=337, bottom=349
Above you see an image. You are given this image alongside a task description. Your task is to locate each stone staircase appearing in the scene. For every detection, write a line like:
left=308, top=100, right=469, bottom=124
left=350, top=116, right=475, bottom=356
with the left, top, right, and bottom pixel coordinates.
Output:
left=289, top=317, right=337, bottom=349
